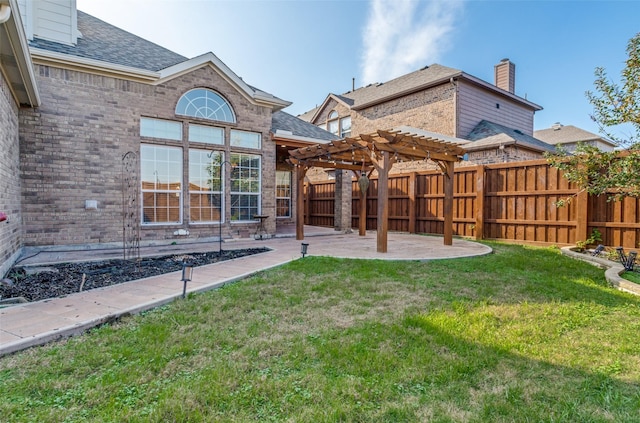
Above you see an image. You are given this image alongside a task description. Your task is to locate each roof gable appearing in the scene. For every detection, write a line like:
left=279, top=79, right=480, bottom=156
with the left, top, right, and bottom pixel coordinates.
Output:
left=157, top=53, right=291, bottom=110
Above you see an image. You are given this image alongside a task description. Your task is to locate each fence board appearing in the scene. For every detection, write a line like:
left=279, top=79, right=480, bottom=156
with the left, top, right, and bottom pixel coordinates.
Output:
left=308, top=159, right=640, bottom=248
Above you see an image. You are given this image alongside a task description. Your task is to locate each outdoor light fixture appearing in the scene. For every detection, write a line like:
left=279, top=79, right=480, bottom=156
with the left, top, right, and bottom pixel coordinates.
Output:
left=301, top=242, right=309, bottom=258
left=181, top=261, right=193, bottom=299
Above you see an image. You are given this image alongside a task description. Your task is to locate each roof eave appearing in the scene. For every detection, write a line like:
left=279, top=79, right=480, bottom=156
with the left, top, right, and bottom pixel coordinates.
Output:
left=1, top=0, right=40, bottom=106
left=272, top=132, right=332, bottom=147
left=30, top=47, right=159, bottom=82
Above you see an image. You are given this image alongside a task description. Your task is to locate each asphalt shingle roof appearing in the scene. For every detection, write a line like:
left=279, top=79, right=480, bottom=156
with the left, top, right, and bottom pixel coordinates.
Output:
left=29, top=11, right=187, bottom=71
left=338, top=64, right=461, bottom=109
left=465, top=120, right=555, bottom=153
left=534, top=124, right=615, bottom=146
left=272, top=111, right=335, bottom=142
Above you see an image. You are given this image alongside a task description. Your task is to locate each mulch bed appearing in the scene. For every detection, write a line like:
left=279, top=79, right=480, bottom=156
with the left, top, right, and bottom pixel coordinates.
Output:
left=0, top=248, right=269, bottom=303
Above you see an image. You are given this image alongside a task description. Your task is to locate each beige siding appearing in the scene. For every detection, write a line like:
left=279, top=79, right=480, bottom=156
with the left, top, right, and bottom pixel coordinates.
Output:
left=32, top=0, right=77, bottom=45
left=457, top=80, right=534, bottom=138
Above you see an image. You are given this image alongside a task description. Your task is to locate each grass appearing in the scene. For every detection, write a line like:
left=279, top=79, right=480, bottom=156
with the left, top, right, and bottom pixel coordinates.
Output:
left=622, top=270, right=640, bottom=285
left=1, top=242, right=640, bottom=422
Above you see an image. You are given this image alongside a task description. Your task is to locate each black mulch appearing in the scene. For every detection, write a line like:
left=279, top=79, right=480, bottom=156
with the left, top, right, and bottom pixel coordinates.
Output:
left=0, top=248, right=269, bottom=303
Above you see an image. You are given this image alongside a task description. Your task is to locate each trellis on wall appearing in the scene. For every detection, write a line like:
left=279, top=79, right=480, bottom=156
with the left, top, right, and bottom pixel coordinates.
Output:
left=122, top=151, right=140, bottom=261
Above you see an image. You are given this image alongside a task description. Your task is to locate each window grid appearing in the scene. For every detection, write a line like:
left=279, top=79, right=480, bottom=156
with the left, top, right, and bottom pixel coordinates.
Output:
left=176, top=88, right=236, bottom=123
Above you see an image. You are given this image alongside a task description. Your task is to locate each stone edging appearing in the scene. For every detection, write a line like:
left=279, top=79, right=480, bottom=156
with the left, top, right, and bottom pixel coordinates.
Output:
left=560, top=246, right=640, bottom=296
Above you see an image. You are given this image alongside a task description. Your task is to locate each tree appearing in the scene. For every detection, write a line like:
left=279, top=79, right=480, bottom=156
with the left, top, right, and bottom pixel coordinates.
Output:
left=546, top=32, right=640, bottom=203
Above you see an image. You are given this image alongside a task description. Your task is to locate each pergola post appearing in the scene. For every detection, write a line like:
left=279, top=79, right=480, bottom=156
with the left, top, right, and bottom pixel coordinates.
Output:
left=376, top=151, right=391, bottom=253
left=443, top=160, right=455, bottom=246
left=296, top=165, right=307, bottom=240
left=359, top=177, right=367, bottom=236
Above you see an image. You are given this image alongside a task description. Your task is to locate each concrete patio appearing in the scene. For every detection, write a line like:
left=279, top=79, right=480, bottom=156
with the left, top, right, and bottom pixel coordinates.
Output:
left=0, top=229, right=492, bottom=356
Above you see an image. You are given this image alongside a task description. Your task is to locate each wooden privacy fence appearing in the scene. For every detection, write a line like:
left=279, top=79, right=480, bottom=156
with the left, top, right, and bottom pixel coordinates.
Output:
left=304, top=159, right=640, bottom=248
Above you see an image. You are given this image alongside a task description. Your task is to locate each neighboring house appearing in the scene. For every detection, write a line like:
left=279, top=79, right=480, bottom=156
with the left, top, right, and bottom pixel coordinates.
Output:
left=300, top=58, right=548, bottom=166
left=534, top=123, right=617, bottom=153
left=0, top=0, right=332, bottom=275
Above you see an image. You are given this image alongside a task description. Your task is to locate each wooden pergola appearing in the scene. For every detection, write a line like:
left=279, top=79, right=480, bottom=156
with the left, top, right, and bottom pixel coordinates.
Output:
left=289, top=129, right=466, bottom=252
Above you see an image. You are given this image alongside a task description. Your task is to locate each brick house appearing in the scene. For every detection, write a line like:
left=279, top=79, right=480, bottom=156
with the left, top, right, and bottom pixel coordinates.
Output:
left=0, top=0, right=332, bottom=275
left=300, top=58, right=555, bottom=168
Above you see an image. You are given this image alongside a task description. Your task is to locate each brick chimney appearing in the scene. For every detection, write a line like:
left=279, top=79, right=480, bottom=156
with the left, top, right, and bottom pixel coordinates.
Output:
left=494, top=58, right=515, bottom=94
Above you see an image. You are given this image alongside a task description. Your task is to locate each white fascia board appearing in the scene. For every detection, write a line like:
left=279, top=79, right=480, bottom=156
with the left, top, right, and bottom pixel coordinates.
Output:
left=273, top=131, right=333, bottom=145
left=2, top=0, right=40, bottom=106
left=158, top=52, right=291, bottom=110
left=29, top=48, right=159, bottom=82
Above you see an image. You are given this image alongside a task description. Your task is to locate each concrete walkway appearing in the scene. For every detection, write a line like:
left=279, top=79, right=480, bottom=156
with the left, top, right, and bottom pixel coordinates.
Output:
left=0, top=231, right=491, bottom=356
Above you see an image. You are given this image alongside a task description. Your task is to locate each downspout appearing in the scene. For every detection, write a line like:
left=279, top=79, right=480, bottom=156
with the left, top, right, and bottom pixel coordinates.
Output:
left=0, top=2, right=11, bottom=24
left=450, top=77, right=459, bottom=137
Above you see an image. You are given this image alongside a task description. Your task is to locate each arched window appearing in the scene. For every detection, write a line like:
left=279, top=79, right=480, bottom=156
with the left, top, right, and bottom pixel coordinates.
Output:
left=327, top=110, right=339, bottom=136
left=176, top=88, right=236, bottom=123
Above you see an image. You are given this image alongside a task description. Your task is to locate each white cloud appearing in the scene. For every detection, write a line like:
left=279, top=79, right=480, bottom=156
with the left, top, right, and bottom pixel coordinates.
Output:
left=360, top=0, right=463, bottom=85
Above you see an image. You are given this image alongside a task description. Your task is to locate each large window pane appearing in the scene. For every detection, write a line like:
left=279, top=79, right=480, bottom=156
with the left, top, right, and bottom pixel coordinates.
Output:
left=140, top=144, right=182, bottom=224
left=189, top=149, right=223, bottom=223
left=140, top=118, right=182, bottom=141
left=340, top=116, right=352, bottom=138
left=230, top=152, right=261, bottom=221
left=230, top=130, right=261, bottom=149
left=189, top=124, right=224, bottom=145
left=276, top=171, right=291, bottom=218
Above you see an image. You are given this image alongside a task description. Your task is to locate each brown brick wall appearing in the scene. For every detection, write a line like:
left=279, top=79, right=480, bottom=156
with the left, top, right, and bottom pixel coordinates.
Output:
left=466, top=145, right=542, bottom=165
left=353, top=84, right=456, bottom=136
left=19, top=64, right=276, bottom=247
left=0, top=71, right=23, bottom=276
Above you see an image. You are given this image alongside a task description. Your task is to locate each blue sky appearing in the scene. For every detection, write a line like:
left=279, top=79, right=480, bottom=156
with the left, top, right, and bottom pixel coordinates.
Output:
left=76, top=0, right=639, bottom=138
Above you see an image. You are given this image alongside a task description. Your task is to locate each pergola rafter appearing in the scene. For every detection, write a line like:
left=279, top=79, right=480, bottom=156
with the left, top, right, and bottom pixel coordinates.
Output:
left=289, top=128, right=466, bottom=252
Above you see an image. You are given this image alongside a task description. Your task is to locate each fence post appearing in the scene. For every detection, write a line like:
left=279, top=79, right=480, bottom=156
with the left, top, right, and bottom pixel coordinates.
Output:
left=408, top=172, right=416, bottom=234
left=475, top=165, right=485, bottom=240
left=575, top=189, right=588, bottom=244
left=304, top=182, right=310, bottom=225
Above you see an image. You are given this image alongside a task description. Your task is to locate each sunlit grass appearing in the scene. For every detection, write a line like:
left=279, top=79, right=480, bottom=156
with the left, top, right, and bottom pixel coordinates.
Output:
left=1, top=242, right=639, bottom=422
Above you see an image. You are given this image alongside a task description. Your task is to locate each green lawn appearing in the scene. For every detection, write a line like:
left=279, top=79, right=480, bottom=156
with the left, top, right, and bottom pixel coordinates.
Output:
left=1, top=242, right=639, bottom=422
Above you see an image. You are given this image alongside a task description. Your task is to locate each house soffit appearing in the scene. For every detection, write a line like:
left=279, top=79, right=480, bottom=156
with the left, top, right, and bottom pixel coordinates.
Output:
left=0, top=0, right=40, bottom=106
